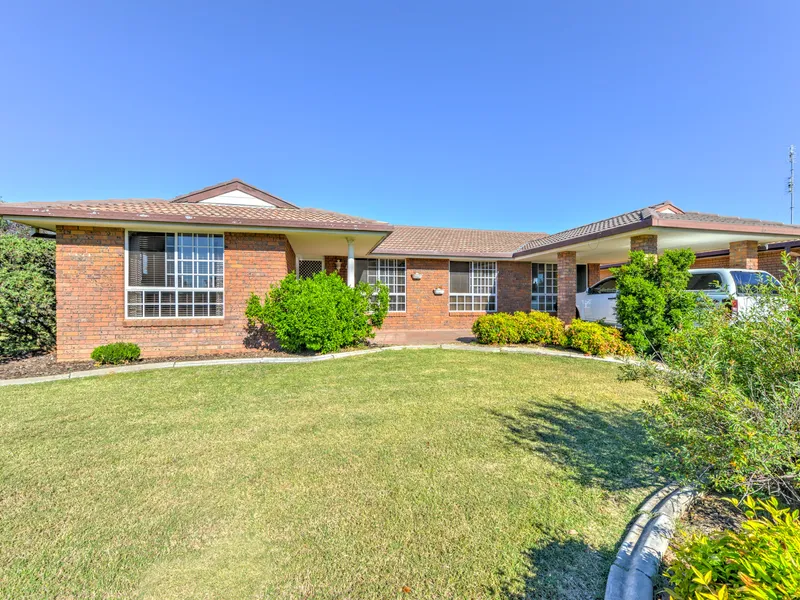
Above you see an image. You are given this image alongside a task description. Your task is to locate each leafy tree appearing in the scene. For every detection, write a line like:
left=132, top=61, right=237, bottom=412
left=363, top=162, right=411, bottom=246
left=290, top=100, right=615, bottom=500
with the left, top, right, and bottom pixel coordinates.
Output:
left=611, top=248, right=695, bottom=354
left=0, top=236, right=56, bottom=356
left=246, top=271, right=389, bottom=354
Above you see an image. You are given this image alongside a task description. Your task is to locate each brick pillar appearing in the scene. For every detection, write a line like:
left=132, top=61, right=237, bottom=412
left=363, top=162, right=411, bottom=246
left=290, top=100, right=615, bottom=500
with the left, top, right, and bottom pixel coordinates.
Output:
left=587, top=263, right=601, bottom=286
left=557, top=251, right=577, bottom=324
left=729, top=241, right=759, bottom=270
left=630, top=234, right=658, bottom=254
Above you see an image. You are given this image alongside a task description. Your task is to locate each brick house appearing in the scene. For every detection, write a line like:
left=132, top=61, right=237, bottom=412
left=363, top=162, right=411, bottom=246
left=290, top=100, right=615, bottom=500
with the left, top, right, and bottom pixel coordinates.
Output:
left=3, top=179, right=800, bottom=361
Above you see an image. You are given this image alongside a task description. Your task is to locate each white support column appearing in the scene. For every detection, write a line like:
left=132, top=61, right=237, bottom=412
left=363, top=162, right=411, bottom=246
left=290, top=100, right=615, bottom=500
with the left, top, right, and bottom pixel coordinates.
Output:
left=346, top=237, right=355, bottom=288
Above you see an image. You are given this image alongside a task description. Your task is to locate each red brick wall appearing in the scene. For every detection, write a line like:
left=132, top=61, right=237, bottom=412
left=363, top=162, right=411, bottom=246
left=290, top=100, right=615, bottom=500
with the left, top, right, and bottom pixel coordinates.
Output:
left=55, top=226, right=294, bottom=361
left=630, top=234, right=658, bottom=254
left=729, top=240, right=759, bottom=270
left=497, top=261, right=532, bottom=313
left=381, top=259, right=530, bottom=330
left=324, top=255, right=348, bottom=281
left=691, top=255, right=729, bottom=269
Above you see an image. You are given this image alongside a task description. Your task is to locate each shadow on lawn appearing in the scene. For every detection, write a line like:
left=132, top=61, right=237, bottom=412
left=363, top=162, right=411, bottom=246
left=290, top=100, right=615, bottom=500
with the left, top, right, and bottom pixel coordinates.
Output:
left=491, top=397, right=657, bottom=491
left=497, top=536, right=615, bottom=600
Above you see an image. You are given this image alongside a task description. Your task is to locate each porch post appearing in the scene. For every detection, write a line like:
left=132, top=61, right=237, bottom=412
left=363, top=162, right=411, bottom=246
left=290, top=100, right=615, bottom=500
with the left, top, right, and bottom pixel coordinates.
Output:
left=346, top=237, right=355, bottom=287
left=729, top=240, right=759, bottom=270
left=587, top=263, right=601, bottom=286
left=557, top=251, right=577, bottom=324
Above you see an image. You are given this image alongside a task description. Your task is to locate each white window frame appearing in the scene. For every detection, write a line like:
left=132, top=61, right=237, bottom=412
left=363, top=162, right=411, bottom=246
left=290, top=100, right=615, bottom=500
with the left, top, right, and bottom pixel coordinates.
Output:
left=357, top=258, right=407, bottom=313
left=531, top=263, right=558, bottom=312
left=124, top=229, right=225, bottom=319
left=449, top=260, right=497, bottom=312
left=531, top=262, right=588, bottom=312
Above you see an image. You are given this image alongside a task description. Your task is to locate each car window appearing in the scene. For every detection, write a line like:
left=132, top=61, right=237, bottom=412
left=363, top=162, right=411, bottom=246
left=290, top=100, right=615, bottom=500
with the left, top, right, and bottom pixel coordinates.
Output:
left=591, top=278, right=617, bottom=294
left=731, top=271, right=780, bottom=295
left=687, top=273, right=725, bottom=292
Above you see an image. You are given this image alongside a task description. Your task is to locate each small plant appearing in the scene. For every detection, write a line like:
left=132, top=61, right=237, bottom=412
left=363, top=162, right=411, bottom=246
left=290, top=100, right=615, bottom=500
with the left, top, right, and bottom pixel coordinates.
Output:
left=90, top=342, right=141, bottom=365
left=666, top=496, right=800, bottom=600
left=246, top=272, right=389, bottom=354
left=565, top=319, right=634, bottom=357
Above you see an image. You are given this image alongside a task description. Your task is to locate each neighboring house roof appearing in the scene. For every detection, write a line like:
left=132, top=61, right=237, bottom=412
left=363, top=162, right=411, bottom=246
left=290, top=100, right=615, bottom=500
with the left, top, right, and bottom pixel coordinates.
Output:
left=373, top=225, right=546, bottom=258
left=0, top=200, right=393, bottom=233
left=170, top=178, right=299, bottom=208
left=513, top=202, right=800, bottom=258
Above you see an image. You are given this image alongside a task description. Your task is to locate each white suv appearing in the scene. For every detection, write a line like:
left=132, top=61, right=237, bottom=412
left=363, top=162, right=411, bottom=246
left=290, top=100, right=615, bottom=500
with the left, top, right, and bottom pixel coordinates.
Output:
left=575, top=268, right=781, bottom=325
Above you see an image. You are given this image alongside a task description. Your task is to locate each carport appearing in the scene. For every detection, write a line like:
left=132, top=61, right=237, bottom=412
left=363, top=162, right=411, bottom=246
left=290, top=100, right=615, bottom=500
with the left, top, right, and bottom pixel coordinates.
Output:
left=513, top=202, right=800, bottom=323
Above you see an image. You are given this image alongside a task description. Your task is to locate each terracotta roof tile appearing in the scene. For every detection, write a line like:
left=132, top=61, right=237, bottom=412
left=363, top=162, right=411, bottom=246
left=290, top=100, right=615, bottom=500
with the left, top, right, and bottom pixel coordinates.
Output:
left=373, top=225, right=546, bottom=258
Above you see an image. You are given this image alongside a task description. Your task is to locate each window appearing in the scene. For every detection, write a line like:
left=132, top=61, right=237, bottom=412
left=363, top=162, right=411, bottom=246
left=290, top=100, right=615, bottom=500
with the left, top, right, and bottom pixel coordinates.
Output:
left=687, top=273, right=725, bottom=292
left=531, top=263, right=558, bottom=312
left=731, top=270, right=780, bottom=295
left=126, top=232, right=224, bottom=318
left=590, top=277, right=617, bottom=294
left=355, top=258, right=406, bottom=312
left=449, top=261, right=497, bottom=311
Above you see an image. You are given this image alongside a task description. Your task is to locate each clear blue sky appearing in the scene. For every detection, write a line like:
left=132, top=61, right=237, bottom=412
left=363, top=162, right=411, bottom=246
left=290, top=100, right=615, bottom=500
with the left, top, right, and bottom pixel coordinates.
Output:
left=1, top=1, right=798, bottom=233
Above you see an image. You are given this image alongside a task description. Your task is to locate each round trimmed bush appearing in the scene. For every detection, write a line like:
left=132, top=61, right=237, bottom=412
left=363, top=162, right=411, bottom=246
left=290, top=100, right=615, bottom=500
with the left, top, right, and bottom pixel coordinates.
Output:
left=246, top=272, right=389, bottom=354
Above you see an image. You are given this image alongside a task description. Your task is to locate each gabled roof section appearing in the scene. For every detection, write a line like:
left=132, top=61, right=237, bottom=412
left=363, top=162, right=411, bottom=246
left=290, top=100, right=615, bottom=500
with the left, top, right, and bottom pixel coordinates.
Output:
left=171, top=179, right=299, bottom=209
left=0, top=200, right=393, bottom=233
left=372, top=225, right=546, bottom=258
left=514, top=202, right=678, bottom=256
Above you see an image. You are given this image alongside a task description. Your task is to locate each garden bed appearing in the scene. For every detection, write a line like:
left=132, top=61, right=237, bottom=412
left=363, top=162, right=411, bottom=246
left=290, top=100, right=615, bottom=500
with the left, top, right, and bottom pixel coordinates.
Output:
left=655, top=493, right=745, bottom=599
left=0, top=348, right=307, bottom=380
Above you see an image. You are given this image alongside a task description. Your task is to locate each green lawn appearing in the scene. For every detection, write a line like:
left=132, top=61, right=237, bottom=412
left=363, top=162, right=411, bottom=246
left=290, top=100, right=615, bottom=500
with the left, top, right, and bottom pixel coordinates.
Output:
left=0, top=349, right=658, bottom=599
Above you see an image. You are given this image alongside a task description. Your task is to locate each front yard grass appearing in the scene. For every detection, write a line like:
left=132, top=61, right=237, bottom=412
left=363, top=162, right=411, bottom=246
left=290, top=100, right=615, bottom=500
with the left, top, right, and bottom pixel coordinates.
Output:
left=0, top=349, right=658, bottom=599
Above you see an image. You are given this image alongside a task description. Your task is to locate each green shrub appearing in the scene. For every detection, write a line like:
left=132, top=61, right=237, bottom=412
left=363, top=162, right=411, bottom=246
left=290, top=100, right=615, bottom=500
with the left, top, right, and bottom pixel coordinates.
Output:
left=565, top=319, right=634, bottom=357
left=612, top=248, right=695, bottom=354
left=90, top=342, right=141, bottom=365
left=636, top=255, right=800, bottom=506
left=246, top=272, right=389, bottom=354
left=666, top=496, right=800, bottom=600
left=516, top=311, right=566, bottom=345
left=472, top=313, right=523, bottom=344
left=0, top=236, right=56, bottom=357
left=472, top=311, right=566, bottom=345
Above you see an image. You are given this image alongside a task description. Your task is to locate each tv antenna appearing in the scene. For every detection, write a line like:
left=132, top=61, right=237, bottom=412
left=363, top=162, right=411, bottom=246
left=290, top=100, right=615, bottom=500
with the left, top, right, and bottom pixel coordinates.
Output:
left=789, top=145, right=796, bottom=224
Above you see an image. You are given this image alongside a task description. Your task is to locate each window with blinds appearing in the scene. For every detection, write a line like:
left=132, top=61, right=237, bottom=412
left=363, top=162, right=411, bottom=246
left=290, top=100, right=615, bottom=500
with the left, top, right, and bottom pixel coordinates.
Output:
left=126, top=232, right=224, bottom=318
left=449, top=261, right=497, bottom=312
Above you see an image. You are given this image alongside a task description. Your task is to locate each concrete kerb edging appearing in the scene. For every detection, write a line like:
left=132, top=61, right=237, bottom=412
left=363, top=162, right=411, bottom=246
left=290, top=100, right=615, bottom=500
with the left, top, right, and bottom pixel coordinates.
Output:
left=605, top=483, right=699, bottom=600
left=0, top=343, right=628, bottom=387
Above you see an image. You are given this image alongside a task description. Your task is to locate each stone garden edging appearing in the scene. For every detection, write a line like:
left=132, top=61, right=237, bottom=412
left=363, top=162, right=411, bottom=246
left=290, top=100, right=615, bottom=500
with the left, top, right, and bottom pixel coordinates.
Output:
left=0, top=343, right=627, bottom=387
left=604, top=483, right=699, bottom=600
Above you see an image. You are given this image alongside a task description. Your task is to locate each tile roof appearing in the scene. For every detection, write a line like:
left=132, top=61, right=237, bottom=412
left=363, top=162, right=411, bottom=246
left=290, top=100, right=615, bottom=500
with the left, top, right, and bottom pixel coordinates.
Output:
left=514, top=204, right=664, bottom=253
left=0, top=200, right=393, bottom=233
left=373, top=225, right=546, bottom=258
left=655, top=211, right=791, bottom=227
left=513, top=202, right=800, bottom=257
